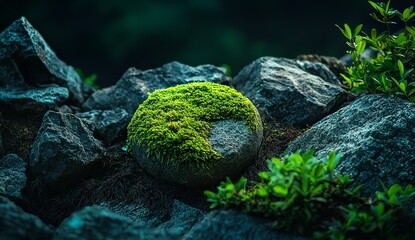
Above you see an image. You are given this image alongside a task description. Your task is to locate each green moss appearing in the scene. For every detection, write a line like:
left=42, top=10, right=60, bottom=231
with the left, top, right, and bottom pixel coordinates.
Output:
left=127, top=81, right=261, bottom=169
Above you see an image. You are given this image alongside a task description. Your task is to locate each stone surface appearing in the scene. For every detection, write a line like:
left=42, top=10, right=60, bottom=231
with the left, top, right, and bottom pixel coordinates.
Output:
left=286, top=94, right=415, bottom=196
left=82, top=62, right=230, bottom=117
left=0, top=17, right=85, bottom=104
left=54, top=205, right=173, bottom=240
left=30, top=111, right=106, bottom=188
left=0, top=154, right=26, bottom=199
left=183, top=210, right=304, bottom=240
left=0, top=128, right=3, bottom=157
left=76, top=108, right=130, bottom=144
left=0, top=196, right=53, bottom=240
left=0, top=86, right=69, bottom=112
left=130, top=120, right=263, bottom=187
left=232, top=57, right=347, bottom=126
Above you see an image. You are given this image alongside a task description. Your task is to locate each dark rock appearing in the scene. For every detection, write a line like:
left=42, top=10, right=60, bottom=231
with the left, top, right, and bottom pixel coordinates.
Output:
left=53, top=205, right=173, bottom=240
left=82, top=62, right=230, bottom=116
left=286, top=94, right=415, bottom=196
left=0, top=154, right=26, bottom=199
left=0, top=86, right=69, bottom=112
left=0, top=17, right=85, bottom=104
left=0, top=128, right=3, bottom=157
left=233, top=57, right=347, bottom=126
left=183, top=210, right=304, bottom=240
left=0, top=196, right=53, bottom=240
left=130, top=119, right=263, bottom=187
left=57, top=105, right=74, bottom=114
left=30, top=111, right=106, bottom=188
left=76, top=108, right=130, bottom=144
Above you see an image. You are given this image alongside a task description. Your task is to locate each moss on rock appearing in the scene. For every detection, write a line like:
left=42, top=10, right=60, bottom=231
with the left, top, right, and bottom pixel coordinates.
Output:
left=127, top=82, right=261, bottom=169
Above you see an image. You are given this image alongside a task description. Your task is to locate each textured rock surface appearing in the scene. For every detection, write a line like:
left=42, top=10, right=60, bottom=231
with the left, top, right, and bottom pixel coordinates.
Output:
left=0, top=17, right=85, bottom=104
left=286, top=94, right=415, bottom=196
left=0, top=86, right=69, bottom=112
left=233, top=57, right=347, bottom=126
left=54, top=205, right=173, bottom=240
left=0, top=154, right=26, bottom=199
left=82, top=62, right=230, bottom=117
left=131, top=120, right=263, bottom=187
left=0, top=128, right=3, bottom=157
left=183, top=210, right=304, bottom=240
left=0, top=196, right=53, bottom=240
left=30, top=111, right=106, bottom=188
left=76, top=108, right=130, bottom=144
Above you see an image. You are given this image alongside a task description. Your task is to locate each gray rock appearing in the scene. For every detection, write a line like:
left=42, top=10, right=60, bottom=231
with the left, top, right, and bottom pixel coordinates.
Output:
left=0, top=129, right=3, bottom=157
left=0, top=17, right=84, bottom=104
left=0, top=86, right=69, bottom=112
left=82, top=62, right=230, bottom=116
left=53, top=205, right=173, bottom=240
left=286, top=94, right=415, bottom=196
left=130, top=119, right=263, bottom=187
left=76, top=108, right=130, bottom=144
left=0, top=154, right=26, bottom=199
left=0, top=196, right=53, bottom=240
left=30, top=111, right=106, bottom=188
left=183, top=210, right=304, bottom=240
left=233, top=57, right=347, bottom=126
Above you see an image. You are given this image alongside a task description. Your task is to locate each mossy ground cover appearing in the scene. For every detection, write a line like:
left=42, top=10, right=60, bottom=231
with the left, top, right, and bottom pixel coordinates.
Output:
left=127, top=81, right=261, bottom=169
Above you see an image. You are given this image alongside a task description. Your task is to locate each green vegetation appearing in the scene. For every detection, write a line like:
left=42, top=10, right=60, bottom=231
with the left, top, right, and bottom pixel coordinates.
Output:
left=337, top=0, right=415, bottom=102
left=205, top=150, right=415, bottom=239
left=127, top=81, right=261, bottom=169
left=75, top=68, right=99, bottom=89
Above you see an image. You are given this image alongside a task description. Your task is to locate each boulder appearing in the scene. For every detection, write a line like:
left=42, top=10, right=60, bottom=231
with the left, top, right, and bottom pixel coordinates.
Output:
left=183, top=210, right=304, bottom=240
left=0, top=196, right=53, bottom=240
left=82, top=62, right=230, bottom=117
left=286, top=94, right=415, bottom=196
left=30, top=111, right=106, bottom=188
left=0, top=128, right=3, bottom=157
left=232, top=57, right=347, bottom=126
left=54, top=205, right=173, bottom=240
left=0, top=17, right=85, bottom=104
left=76, top=108, right=130, bottom=144
left=0, top=154, right=26, bottom=199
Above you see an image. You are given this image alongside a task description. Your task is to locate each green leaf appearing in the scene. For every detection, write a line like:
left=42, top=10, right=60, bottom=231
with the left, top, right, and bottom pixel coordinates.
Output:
left=258, top=187, right=269, bottom=197
left=204, top=190, right=217, bottom=199
left=398, top=60, right=405, bottom=78
left=388, top=184, right=401, bottom=198
left=344, top=24, right=352, bottom=40
left=273, top=185, right=288, bottom=196
left=369, top=1, right=384, bottom=15
left=353, top=24, right=363, bottom=37
left=408, top=88, right=415, bottom=96
left=356, top=39, right=367, bottom=54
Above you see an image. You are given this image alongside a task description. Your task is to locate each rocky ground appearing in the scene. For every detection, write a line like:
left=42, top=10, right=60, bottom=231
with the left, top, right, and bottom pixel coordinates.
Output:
left=1, top=17, right=415, bottom=239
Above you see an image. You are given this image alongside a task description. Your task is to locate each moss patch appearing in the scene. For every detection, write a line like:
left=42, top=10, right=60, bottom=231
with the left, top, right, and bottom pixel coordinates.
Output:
left=127, top=82, right=261, bottom=169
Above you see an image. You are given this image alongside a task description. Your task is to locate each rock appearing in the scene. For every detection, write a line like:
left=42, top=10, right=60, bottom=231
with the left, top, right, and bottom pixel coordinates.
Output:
left=0, top=17, right=85, bottom=104
left=0, top=86, right=69, bottom=112
left=232, top=57, right=347, bottom=126
left=183, top=210, right=304, bottom=240
left=54, top=205, right=173, bottom=240
left=0, top=154, right=26, bottom=199
left=286, top=94, right=415, bottom=196
left=30, top=111, right=106, bottom=188
left=82, top=62, right=230, bottom=117
left=0, top=128, right=3, bottom=157
left=0, top=196, right=53, bottom=240
left=76, top=108, right=130, bottom=144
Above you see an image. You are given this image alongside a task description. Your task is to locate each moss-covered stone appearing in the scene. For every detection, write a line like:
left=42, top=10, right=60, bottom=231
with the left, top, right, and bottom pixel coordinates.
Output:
left=127, top=81, right=262, bottom=175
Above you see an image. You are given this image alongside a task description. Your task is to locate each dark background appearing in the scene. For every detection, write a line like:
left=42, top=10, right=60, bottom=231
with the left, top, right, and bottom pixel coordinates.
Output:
left=0, top=0, right=409, bottom=87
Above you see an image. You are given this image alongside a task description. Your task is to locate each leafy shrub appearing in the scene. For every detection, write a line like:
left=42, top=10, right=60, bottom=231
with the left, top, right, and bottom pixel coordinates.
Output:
left=337, top=0, right=415, bottom=102
left=205, top=150, right=415, bottom=239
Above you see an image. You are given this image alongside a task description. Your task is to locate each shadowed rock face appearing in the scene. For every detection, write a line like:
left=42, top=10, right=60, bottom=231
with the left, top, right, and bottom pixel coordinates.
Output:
left=233, top=57, right=347, bottom=126
left=0, top=153, right=26, bottom=200
left=286, top=94, right=415, bottom=196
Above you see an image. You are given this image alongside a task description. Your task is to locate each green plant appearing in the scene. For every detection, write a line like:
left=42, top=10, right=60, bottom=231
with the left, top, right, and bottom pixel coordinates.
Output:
left=75, top=68, right=99, bottom=89
left=127, top=81, right=261, bottom=169
left=337, top=0, right=415, bottom=102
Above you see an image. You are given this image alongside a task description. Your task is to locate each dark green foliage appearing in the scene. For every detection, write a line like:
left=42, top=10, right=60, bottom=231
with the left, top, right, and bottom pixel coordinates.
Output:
left=75, top=68, right=99, bottom=89
left=337, top=0, right=415, bottom=102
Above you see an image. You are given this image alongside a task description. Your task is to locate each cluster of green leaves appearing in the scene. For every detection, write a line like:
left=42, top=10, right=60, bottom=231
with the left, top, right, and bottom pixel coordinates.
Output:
left=337, top=0, right=415, bottom=102
left=75, top=68, right=99, bottom=89
left=205, top=150, right=415, bottom=239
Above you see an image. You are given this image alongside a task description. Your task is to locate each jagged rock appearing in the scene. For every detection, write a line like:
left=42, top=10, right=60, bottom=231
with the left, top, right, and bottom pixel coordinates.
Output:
left=286, top=94, right=415, bottom=196
left=82, top=62, right=230, bottom=117
left=0, top=17, right=85, bottom=104
left=183, top=210, right=304, bottom=240
left=30, top=111, right=106, bottom=188
left=0, top=128, right=3, bottom=157
left=76, top=108, right=130, bottom=144
left=53, top=205, right=173, bottom=240
left=232, top=57, right=347, bottom=126
left=0, top=154, right=26, bottom=199
left=0, top=196, right=53, bottom=240
left=0, top=86, right=69, bottom=112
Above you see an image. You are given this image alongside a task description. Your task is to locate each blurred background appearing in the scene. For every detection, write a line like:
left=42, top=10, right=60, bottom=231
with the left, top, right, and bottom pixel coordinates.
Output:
left=0, top=0, right=409, bottom=87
